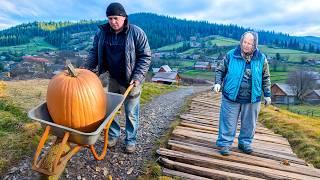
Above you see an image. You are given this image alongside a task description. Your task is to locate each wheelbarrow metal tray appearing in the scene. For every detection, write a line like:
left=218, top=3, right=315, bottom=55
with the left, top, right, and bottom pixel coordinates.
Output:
left=28, top=92, right=125, bottom=145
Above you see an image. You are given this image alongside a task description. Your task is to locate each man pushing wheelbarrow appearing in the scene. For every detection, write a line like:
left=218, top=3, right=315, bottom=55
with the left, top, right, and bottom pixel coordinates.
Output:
left=84, top=2, right=151, bottom=154
left=28, top=2, right=151, bottom=179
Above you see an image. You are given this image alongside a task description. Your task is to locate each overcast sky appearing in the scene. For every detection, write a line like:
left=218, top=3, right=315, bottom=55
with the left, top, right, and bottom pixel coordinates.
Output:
left=0, top=0, right=319, bottom=37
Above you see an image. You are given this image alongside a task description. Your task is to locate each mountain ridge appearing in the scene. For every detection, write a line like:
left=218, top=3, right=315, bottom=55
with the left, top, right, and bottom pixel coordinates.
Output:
left=0, top=13, right=319, bottom=53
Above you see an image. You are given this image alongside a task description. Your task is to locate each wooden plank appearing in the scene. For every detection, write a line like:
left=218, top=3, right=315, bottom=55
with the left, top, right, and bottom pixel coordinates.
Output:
left=184, top=111, right=219, bottom=117
left=181, top=114, right=220, bottom=121
left=167, top=141, right=320, bottom=177
left=181, top=114, right=282, bottom=134
left=180, top=118, right=280, bottom=137
left=176, top=125, right=289, bottom=146
left=157, top=91, right=320, bottom=179
left=176, top=126, right=290, bottom=146
left=190, top=105, right=217, bottom=110
left=171, top=133, right=298, bottom=159
left=180, top=116, right=281, bottom=136
left=190, top=105, right=216, bottom=111
left=182, top=116, right=275, bottom=129
left=190, top=104, right=216, bottom=109
left=162, top=168, right=212, bottom=180
left=180, top=116, right=218, bottom=125
left=168, top=139, right=305, bottom=166
left=180, top=121, right=283, bottom=138
left=191, top=99, right=217, bottom=106
left=160, top=157, right=264, bottom=180
left=158, top=148, right=320, bottom=179
left=176, top=121, right=292, bottom=152
left=173, top=128, right=294, bottom=153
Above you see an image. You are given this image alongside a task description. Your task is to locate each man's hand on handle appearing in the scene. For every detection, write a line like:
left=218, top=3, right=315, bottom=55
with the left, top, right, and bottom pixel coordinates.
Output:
left=130, top=80, right=140, bottom=87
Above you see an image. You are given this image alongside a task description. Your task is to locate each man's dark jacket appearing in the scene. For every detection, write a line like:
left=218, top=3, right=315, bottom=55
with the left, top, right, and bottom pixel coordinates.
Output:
left=85, top=23, right=151, bottom=85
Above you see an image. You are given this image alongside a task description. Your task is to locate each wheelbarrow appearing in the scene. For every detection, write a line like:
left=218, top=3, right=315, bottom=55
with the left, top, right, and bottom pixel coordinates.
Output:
left=28, top=85, right=133, bottom=178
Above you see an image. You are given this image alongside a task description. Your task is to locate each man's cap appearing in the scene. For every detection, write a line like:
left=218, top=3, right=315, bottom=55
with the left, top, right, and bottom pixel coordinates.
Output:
left=106, top=2, right=127, bottom=17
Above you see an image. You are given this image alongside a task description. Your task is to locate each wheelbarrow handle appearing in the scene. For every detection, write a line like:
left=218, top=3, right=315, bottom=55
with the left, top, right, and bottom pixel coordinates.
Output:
left=90, top=84, right=134, bottom=160
left=90, top=128, right=109, bottom=160
left=123, top=84, right=134, bottom=98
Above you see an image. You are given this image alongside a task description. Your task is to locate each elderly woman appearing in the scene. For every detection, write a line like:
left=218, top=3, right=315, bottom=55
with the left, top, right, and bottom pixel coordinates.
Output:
left=213, top=31, right=271, bottom=156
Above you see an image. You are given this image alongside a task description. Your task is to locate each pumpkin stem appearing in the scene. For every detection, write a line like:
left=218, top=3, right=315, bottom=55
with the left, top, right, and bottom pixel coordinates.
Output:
left=66, top=60, right=78, bottom=77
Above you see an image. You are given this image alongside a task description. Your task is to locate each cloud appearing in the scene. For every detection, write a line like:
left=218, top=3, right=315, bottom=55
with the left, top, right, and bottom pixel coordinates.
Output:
left=0, top=0, right=319, bottom=36
left=0, top=15, right=19, bottom=30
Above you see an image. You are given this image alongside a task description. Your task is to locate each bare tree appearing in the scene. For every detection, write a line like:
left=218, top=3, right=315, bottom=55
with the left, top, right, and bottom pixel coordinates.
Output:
left=286, top=68, right=318, bottom=102
left=270, top=59, right=279, bottom=72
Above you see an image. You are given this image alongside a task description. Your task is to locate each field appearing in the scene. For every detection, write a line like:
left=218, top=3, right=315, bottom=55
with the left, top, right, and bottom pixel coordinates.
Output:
left=259, top=106, right=320, bottom=168
left=0, top=37, right=57, bottom=55
left=208, top=36, right=238, bottom=46
left=277, top=104, right=320, bottom=117
left=157, top=42, right=184, bottom=51
left=180, top=70, right=214, bottom=80
left=269, top=71, right=289, bottom=83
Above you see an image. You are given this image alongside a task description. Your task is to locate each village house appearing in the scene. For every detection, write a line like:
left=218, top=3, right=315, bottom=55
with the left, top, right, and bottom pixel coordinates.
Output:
left=271, top=83, right=298, bottom=104
left=151, top=65, right=180, bottom=84
left=152, top=68, right=160, bottom=73
left=304, top=90, right=320, bottom=104
left=158, top=65, right=172, bottom=72
left=152, top=65, right=172, bottom=73
left=194, top=61, right=211, bottom=71
left=151, top=72, right=181, bottom=85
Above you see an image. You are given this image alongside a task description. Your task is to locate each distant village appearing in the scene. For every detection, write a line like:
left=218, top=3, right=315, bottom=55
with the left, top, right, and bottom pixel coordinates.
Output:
left=1, top=35, right=320, bottom=105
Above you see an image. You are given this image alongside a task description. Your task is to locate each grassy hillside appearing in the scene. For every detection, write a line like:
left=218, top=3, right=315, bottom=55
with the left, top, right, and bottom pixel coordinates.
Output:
left=0, top=37, right=57, bottom=55
left=210, top=37, right=320, bottom=63
left=269, top=71, right=289, bottom=83
left=277, top=104, right=320, bottom=117
left=155, top=36, right=320, bottom=84
left=210, top=36, right=320, bottom=63
left=208, top=36, right=238, bottom=46
left=0, top=79, right=177, bottom=175
left=157, top=36, right=320, bottom=63
left=259, top=106, right=320, bottom=168
left=157, top=42, right=184, bottom=51
left=180, top=70, right=214, bottom=80
left=259, top=45, right=320, bottom=62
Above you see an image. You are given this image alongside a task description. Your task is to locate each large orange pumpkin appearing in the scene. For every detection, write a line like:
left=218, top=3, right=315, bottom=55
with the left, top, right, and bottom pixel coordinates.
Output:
left=46, top=64, right=107, bottom=132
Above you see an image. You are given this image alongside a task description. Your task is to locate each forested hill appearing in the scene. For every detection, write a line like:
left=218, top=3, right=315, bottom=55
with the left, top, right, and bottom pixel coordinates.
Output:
left=0, top=12, right=320, bottom=53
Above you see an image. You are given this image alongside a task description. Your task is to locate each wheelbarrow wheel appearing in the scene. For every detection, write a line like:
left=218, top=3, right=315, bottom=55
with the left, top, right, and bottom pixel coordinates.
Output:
left=38, top=138, right=71, bottom=180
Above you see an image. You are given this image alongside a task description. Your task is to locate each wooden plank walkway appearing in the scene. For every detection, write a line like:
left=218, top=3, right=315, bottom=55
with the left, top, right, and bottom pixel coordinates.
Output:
left=157, top=92, right=320, bottom=179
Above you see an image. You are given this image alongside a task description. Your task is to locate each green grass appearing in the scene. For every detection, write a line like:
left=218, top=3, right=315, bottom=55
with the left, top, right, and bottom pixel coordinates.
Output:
left=0, top=100, right=40, bottom=175
left=277, top=104, right=320, bottom=117
left=260, top=45, right=320, bottom=62
left=209, top=36, right=238, bottom=46
left=153, top=58, right=195, bottom=69
left=177, top=60, right=195, bottom=67
left=259, top=106, right=320, bottom=168
left=180, top=70, right=214, bottom=80
left=270, top=71, right=289, bottom=83
left=141, top=82, right=178, bottom=105
left=181, top=48, right=199, bottom=55
left=0, top=37, right=57, bottom=54
left=157, top=42, right=184, bottom=51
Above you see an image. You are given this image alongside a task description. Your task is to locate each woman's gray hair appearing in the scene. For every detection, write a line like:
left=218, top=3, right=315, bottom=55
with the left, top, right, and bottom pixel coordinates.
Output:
left=240, top=31, right=259, bottom=50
